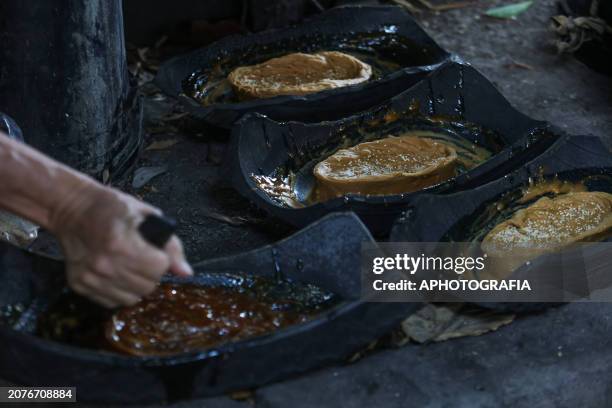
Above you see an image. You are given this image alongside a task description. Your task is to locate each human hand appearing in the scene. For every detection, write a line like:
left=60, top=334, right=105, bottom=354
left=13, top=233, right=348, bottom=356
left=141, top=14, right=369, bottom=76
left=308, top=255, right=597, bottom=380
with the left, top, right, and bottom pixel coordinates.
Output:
left=49, top=183, right=192, bottom=308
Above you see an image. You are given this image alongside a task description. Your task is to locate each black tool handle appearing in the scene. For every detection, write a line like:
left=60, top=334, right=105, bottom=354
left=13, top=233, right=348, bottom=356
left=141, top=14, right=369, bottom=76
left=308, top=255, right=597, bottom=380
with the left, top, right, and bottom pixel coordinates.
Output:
left=138, top=214, right=177, bottom=249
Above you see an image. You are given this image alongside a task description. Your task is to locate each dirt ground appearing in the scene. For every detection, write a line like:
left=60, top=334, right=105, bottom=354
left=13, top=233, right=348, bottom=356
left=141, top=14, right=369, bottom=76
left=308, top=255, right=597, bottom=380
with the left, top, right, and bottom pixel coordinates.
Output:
left=419, top=0, right=611, bottom=143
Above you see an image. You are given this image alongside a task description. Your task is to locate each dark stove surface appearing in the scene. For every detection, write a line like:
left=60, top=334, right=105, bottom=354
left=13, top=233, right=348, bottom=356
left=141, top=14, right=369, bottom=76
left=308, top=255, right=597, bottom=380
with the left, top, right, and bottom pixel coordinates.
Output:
left=124, top=94, right=295, bottom=263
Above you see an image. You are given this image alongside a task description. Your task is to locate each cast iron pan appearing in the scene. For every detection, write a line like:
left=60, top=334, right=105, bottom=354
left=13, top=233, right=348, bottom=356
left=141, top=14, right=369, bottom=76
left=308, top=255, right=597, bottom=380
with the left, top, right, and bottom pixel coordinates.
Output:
left=226, top=61, right=560, bottom=236
left=0, top=212, right=418, bottom=404
left=390, top=134, right=612, bottom=312
left=155, top=6, right=450, bottom=129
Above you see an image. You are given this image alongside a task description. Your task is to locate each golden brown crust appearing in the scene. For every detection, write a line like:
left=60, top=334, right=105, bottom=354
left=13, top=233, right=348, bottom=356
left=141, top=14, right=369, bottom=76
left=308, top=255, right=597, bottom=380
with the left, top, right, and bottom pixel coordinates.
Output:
left=227, top=51, right=372, bottom=100
left=313, top=135, right=458, bottom=201
left=481, top=191, right=612, bottom=279
left=483, top=191, right=612, bottom=252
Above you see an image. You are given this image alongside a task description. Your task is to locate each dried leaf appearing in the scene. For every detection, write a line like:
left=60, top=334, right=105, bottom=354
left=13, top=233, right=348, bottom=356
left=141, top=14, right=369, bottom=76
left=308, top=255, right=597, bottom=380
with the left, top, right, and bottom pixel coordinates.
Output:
left=505, top=61, right=535, bottom=70
left=401, top=304, right=515, bottom=343
left=551, top=14, right=611, bottom=54
left=415, top=0, right=475, bottom=11
left=229, top=390, right=254, bottom=401
left=388, top=329, right=411, bottom=348
left=137, top=47, right=149, bottom=62
left=154, top=35, right=168, bottom=49
left=145, top=139, right=179, bottom=151
left=162, top=112, right=189, bottom=122
left=347, top=340, right=379, bottom=363
left=102, top=168, right=110, bottom=184
left=132, top=166, right=168, bottom=189
left=485, top=1, right=533, bottom=19
left=145, top=124, right=177, bottom=135
left=202, top=211, right=251, bottom=227
left=390, top=0, right=474, bottom=12
left=401, top=304, right=462, bottom=343
left=147, top=64, right=160, bottom=73
left=434, top=308, right=515, bottom=342
left=151, top=93, right=167, bottom=102
left=389, top=0, right=421, bottom=13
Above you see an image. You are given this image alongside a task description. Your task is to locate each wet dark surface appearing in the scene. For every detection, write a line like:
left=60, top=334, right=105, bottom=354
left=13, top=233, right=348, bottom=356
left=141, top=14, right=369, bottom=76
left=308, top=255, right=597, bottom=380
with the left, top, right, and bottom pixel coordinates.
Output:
left=3, top=0, right=611, bottom=407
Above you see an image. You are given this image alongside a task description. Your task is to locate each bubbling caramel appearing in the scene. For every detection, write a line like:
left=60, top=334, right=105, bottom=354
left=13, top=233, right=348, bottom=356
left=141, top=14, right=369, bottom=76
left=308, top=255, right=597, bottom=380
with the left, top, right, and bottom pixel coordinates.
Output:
left=313, top=135, right=458, bottom=201
left=518, top=178, right=587, bottom=204
left=106, top=283, right=313, bottom=356
left=228, top=51, right=372, bottom=100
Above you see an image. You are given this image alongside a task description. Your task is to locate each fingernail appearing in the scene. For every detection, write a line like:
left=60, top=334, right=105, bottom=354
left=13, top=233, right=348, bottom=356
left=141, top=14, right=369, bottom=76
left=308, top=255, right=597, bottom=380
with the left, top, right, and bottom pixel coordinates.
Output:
left=181, top=260, right=194, bottom=276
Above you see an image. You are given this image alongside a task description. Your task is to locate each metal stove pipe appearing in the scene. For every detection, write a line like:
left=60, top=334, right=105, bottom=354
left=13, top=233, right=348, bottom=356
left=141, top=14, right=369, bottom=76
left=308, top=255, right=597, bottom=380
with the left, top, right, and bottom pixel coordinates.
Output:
left=0, top=0, right=142, bottom=180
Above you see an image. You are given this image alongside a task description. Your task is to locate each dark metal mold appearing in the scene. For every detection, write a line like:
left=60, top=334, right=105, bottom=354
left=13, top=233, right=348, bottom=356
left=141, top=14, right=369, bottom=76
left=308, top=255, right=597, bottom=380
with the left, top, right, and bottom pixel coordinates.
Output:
left=155, top=6, right=450, bottom=128
left=390, top=134, right=612, bottom=312
left=0, top=213, right=418, bottom=403
left=226, top=61, right=560, bottom=236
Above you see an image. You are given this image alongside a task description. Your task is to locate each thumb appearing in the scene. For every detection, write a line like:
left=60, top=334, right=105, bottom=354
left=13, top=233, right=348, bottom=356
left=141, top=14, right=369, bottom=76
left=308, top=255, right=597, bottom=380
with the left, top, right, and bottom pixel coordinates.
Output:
left=165, top=236, right=193, bottom=277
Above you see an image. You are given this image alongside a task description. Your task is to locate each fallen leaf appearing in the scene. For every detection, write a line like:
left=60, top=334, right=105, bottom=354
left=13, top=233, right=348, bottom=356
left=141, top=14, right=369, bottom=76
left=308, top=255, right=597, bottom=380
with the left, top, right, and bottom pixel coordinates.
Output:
left=229, top=390, right=254, bottom=401
left=145, top=138, right=179, bottom=151
left=434, top=307, right=515, bottom=342
left=505, top=61, right=535, bottom=70
left=132, top=166, right=168, bottom=189
left=134, top=69, right=155, bottom=86
left=390, top=0, right=474, bottom=12
left=145, top=124, right=177, bottom=135
left=102, top=168, right=110, bottom=185
left=202, top=211, right=251, bottom=226
left=485, top=1, right=533, bottom=19
left=415, top=0, right=475, bottom=11
left=137, top=47, right=149, bottom=62
left=162, top=112, right=189, bottom=122
left=154, top=35, right=168, bottom=49
left=401, top=303, right=515, bottom=343
left=389, top=0, right=421, bottom=13
left=347, top=340, right=379, bottom=363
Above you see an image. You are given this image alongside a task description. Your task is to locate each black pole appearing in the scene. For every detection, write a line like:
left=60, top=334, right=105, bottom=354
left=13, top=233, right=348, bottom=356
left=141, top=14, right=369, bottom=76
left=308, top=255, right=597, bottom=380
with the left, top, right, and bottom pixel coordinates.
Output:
left=0, top=0, right=142, bottom=180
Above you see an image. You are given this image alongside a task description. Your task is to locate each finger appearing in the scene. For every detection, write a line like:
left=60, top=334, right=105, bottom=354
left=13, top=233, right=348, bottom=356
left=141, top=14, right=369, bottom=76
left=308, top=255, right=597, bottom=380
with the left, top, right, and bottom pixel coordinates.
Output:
left=116, top=238, right=170, bottom=281
left=79, top=272, right=142, bottom=306
left=112, top=267, right=159, bottom=296
left=115, top=190, right=162, bottom=220
left=85, top=291, right=120, bottom=309
left=165, top=236, right=193, bottom=277
left=70, top=281, right=119, bottom=309
left=133, top=199, right=162, bottom=216
left=97, top=282, right=142, bottom=307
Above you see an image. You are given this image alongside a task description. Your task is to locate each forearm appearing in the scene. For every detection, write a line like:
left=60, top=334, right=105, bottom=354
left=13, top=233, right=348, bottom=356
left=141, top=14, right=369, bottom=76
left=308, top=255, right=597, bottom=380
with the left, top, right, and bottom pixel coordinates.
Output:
left=0, top=133, right=98, bottom=231
left=0, top=133, right=191, bottom=307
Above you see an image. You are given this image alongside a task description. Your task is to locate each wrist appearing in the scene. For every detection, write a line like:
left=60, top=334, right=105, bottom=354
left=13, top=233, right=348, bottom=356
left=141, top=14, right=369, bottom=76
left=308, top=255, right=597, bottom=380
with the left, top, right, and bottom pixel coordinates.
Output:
left=47, top=176, right=109, bottom=235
